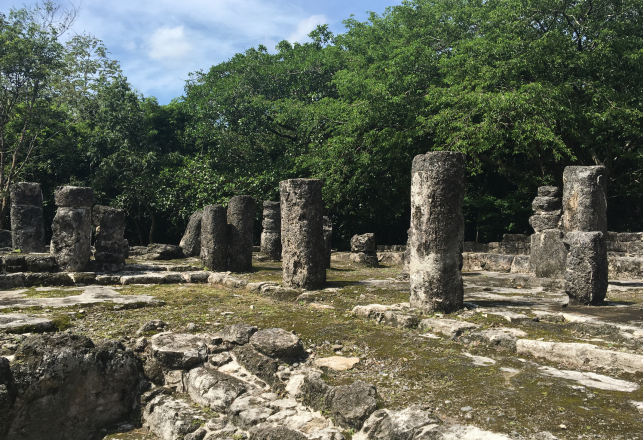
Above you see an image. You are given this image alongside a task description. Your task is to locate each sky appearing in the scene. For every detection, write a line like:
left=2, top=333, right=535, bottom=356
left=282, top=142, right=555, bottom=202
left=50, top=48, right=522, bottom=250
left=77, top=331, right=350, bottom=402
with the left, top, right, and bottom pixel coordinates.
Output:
left=4, top=0, right=403, bottom=104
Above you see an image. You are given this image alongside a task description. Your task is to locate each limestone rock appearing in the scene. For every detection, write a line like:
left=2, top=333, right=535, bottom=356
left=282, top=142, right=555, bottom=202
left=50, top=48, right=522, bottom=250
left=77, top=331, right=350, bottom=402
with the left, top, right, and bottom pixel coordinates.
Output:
left=6, top=333, right=142, bottom=440
left=350, top=252, right=378, bottom=267
left=227, top=395, right=275, bottom=429
left=564, top=231, right=608, bottom=305
left=227, top=195, right=255, bottom=272
left=326, top=380, right=378, bottom=429
left=180, top=210, right=203, bottom=257
left=54, top=185, right=93, bottom=208
left=529, top=214, right=561, bottom=232
left=143, top=391, right=208, bottom=440
left=280, top=179, right=326, bottom=289
left=532, top=196, right=562, bottom=214
left=562, top=166, right=607, bottom=233
left=149, top=333, right=208, bottom=369
left=538, top=186, right=561, bottom=197
left=250, top=328, right=305, bottom=360
left=351, top=233, right=376, bottom=252
left=261, top=201, right=281, bottom=261
left=234, top=344, right=280, bottom=386
left=314, top=356, right=360, bottom=371
left=186, top=367, right=247, bottom=411
left=140, top=244, right=184, bottom=260
left=92, top=205, right=126, bottom=270
left=51, top=207, right=92, bottom=272
left=10, top=182, right=45, bottom=253
left=360, top=406, right=439, bottom=440
left=530, top=230, right=566, bottom=278
left=249, top=426, right=308, bottom=440
left=0, top=357, right=15, bottom=439
left=219, top=323, right=258, bottom=345
left=200, top=204, right=228, bottom=271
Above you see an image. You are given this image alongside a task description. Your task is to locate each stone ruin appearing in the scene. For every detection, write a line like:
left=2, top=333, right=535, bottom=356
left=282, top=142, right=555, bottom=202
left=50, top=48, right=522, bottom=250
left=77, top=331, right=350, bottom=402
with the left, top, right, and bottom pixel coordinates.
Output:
left=180, top=210, right=203, bottom=257
left=280, top=179, right=326, bottom=289
left=10, top=182, right=45, bottom=253
left=260, top=201, right=281, bottom=261
left=409, top=151, right=465, bottom=314
left=51, top=186, right=94, bottom=272
left=227, top=195, right=255, bottom=272
left=529, top=186, right=566, bottom=278
left=349, top=233, right=378, bottom=267
left=200, top=204, right=228, bottom=271
left=92, top=205, right=127, bottom=271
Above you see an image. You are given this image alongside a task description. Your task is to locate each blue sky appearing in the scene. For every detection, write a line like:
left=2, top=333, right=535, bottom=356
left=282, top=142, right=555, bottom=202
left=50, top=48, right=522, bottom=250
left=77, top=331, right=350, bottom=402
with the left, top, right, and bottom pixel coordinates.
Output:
left=5, top=0, right=403, bottom=103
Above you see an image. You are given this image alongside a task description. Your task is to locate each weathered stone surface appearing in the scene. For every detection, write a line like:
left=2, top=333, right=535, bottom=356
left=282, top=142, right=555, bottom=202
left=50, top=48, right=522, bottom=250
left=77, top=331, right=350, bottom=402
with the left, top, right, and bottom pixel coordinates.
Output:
left=323, top=216, right=332, bottom=268
left=186, top=367, right=247, bottom=411
left=54, top=186, right=93, bottom=208
left=249, top=426, right=308, bottom=440
left=148, top=332, right=208, bottom=369
left=419, top=318, right=478, bottom=338
left=92, top=205, right=126, bottom=270
left=0, top=356, right=15, bottom=439
left=562, top=166, right=607, bottom=233
left=608, top=257, right=643, bottom=280
left=617, top=232, right=643, bottom=242
left=234, top=344, right=280, bottom=386
left=0, top=314, right=54, bottom=333
left=529, top=214, right=561, bottom=232
left=227, top=195, right=255, bottom=272
left=409, top=151, right=465, bottom=314
left=313, top=356, right=360, bottom=371
left=51, top=207, right=92, bottom=272
left=180, top=210, right=203, bottom=257
left=351, top=233, right=376, bottom=252
left=219, top=323, right=258, bottom=345
left=261, top=201, right=281, bottom=261
left=10, top=183, right=45, bottom=253
left=280, top=179, right=326, bottom=289
left=538, top=186, right=561, bottom=197
left=0, top=229, right=11, bottom=248
left=143, top=391, right=208, bottom=440
left=532, top=196, right=562, bottom=213
left=201, top=204, right=228, bottom=271
left=564, top=231, right=608, bottom=305
left=350, top=252, right=379, bottom=267
left=5, top=333, right=142, bottom=440
left=250, top=328, right=305, bottom=360
left=227, top=395, right=275, bottom=429
left=530, top=230, right=566, bottom=278
left=326, top=380, right=378, bottom=429
left=139, top=244, right=184, bottom=260
left=360, top=407, right=439, bottom=440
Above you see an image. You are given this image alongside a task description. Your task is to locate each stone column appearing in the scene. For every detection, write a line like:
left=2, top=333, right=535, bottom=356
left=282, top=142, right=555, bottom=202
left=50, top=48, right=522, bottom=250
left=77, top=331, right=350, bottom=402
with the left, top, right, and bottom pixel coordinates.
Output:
left=529, top=186, right=566, bottom=278
left=562, top=166, right=608, bottom=305
left=200, top=204, right=228, bottom=271
left=51, top=186, right=93, bottom=271
left=260, top=201, right=281, bottom=260
left=180, top=210, right=203, bottom=257
left=409, top=151, right=465, bottom=314
left=280, top=179, right=326, bottom=289
left=323, top=216, right=332, bottom=268
left=10, top=182, right=46, bottom=253
left=350, top=233, right=378, bottom=267
left=227, top=196, right=255, bottom=272
left=92, top=205, right=126, bottom=270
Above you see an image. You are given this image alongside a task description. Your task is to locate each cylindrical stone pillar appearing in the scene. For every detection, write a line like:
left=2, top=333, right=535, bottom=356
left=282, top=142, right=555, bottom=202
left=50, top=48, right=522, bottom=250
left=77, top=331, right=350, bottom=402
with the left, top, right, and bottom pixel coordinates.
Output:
left=180, top=210, right=203, bottom=257
left=10, top=182, right=46, bottom=253
left=227, top=195, right=255, bottom=272
left=92, top=205, right=126, bottom=270
left=409, top=151, right=465, bottom=314
left=323, top=216, right=332, bottom=268
left=563, top=231, right=608, bottom=305
left=51, top=186, right=93, bottom=271
left=200, top=204, right=228, bottom=271
left=562, top=166, right=607, bottom=234
left=280, top=179, right=326, bottom=289
left=260, top=201, right=281, bottom=260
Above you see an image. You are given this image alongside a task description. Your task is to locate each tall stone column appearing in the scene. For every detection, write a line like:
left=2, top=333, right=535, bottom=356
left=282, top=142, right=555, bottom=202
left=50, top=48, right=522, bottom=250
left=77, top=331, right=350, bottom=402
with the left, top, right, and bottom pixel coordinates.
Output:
left=10, top=182, right=46, bottom=253
left=51, top=186, right=93, bottom=271
left=227, top=196, right=255, bottom=272
left=409, top=151, right=465, bottom=314
left=260, top=201, right=281, bottom=260
left=280, top=179, right=326, bottom=289
left=200, top=204, right=228, bottom=271
left=92, top=205, right=126, bottom=270
left=562, top=166, right=608, bottom=305
left=529, top=186, right=566, bottom=278
left=323, top=216, right=332, bottom=268
left=180, top=210, right=203, bottom=257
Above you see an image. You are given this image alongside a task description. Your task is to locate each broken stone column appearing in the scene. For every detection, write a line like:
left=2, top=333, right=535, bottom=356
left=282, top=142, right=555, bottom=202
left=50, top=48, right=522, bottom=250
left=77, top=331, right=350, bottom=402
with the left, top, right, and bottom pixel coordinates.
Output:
left=180, top=210, right=203, bottom=257
left=563, top=231, right=608, bottom=305
left=10, top=182, right=46, bottom=253
left=562, top=166, right=608, bottom=305
left=562, top=166, right=607, bottom=234
left=529, top=186, right=566, bottom=278
left=92, top=205, right=126, bottom=270
left=323, top=216, right=332, bottom=268
left=51, top=186, right=93, bottom=272
left=200, top=204, right=228, bottom=271
left=350, top=233, right=378, bottom=267
left=260, top=201, right=281, bottom=260
left=227, top=195, right=255, bottom=272
left=409, top=151, right=465, bottom=314
left=280, top=179, right=326, bottom=289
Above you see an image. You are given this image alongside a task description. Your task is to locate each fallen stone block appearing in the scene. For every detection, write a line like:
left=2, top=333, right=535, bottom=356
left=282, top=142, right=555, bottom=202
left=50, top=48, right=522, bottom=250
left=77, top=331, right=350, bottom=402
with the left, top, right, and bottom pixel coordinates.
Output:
left=186, top=367, right=247, bottom=411
left=121, top=273, right=169, bottom=285
left=182, top=271, right=211, bottom=283
left=227, top=395, right=275, bottom=430
left=418, top=318, right=478, bottom=338
left=382, top=311, right=420, bottom=329
left=23, top=272, right=74, bottom=287
left=139, top=244, right=185, bottom=260
left=250, top=328, right=305, bottom=360
left=148, top=332, right=209, bottom=369
left=326, top=380, right=378, bottom=430
left=143, top=391, right=209, bottom=440
left=0, top=314, right=54, bottom=333
left=234, top=344, right=280, bottom=387
left=313, top=356, right=360, bottom=371
left=219, top=323, right=258, bottom=345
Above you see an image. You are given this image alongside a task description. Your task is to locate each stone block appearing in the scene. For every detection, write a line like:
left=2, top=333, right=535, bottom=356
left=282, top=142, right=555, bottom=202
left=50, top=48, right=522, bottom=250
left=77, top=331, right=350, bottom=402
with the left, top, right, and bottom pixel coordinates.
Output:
left=280, top=179, right=326, bottom=289
left=608, top=257, right=643, bottom=280
left=480, top=254, right=514, bottom=272
left=538, top=186, right=561, bottom=197
left=617, top=232, right=643, bottom=242
left=409, top=151, right=465, bottom=314
left=564, top=231, right=608, bottom=305
left=562, top=166, right=607, bottom=233
left=350, top=251, right=378, bottom=267
left=92, top=205, right=126, bottom=269
left=532, top=196, right=562, bottom=213
left=350, top=233, right=376, bottom=252
left=10, top=182, right=43, bottom=206
left=502, top=233, right=530, bottom=242
left=200, top=204, right=228, bottom=271
left=227, top=195, right=255, bottom=272
left=530, top=230, right=566, bottom=278
left=3, top=255, right=26, bottom=273
left=51, top=207, right=92, bottom=272
left=23, top=273, right=74, bottom=287
left=53, top=186, right=93, bottom=208
left=628, top=241, right=643, bottom=256
left=24, top=255, right=56, bottom=272
left=139, top=244, right=184, bottom=260
left=10, top=205, right=45, bottom=253
left=529, top=214, right=561, bottom=232
left=510, top=255, right=530, bottom=273
left=179, top=210, right=203, bottom=257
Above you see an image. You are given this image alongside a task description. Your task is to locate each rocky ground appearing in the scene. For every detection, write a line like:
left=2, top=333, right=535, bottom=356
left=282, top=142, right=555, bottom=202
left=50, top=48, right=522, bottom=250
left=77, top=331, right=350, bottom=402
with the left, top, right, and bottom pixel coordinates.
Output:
left=1, top=256, right=643, bottom=439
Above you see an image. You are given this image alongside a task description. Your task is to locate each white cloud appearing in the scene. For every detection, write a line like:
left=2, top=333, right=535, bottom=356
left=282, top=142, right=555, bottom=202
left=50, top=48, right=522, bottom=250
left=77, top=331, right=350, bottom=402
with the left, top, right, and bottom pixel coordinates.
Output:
left=287, top=14, right=328, bottom=43
left=148, top=26, right=193, bottom=63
